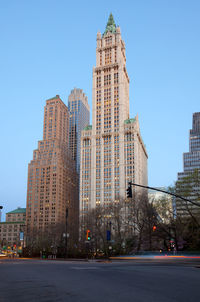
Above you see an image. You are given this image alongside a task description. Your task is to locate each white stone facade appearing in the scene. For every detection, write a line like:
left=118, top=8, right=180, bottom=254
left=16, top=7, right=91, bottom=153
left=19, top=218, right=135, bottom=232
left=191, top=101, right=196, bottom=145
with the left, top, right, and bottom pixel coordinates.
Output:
left=80, top=16, right=148, bottom=217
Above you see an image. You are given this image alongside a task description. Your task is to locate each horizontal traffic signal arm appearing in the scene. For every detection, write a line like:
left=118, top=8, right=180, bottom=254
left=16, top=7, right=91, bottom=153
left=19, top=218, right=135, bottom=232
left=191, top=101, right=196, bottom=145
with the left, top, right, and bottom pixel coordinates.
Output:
left=129, top=183, right=200, bottom=208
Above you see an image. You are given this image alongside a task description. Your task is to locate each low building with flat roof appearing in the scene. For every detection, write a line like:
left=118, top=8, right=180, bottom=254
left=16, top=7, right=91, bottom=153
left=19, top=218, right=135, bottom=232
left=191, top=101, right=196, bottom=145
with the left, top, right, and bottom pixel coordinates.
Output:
left=0, top=207, right=26, bottom=248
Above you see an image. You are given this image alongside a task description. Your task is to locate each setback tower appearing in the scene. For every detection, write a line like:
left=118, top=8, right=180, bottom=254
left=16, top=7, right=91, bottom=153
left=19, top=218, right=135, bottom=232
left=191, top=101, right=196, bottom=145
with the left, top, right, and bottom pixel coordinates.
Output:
left=26, top=95, right=79, bottom=251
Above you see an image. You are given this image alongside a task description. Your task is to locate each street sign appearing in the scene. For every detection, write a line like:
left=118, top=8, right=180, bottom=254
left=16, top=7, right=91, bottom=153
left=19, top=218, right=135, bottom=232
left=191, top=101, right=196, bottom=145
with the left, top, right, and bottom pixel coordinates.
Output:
left=106, top=230, right=111, bottom=241
left=20, top=231, right=24, bottom=241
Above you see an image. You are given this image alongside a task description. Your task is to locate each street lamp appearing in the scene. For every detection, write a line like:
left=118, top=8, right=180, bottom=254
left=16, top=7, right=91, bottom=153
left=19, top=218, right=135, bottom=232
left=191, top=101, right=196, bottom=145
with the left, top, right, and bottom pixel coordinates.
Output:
left=63, top=208, right=69, bottom=258
left=0, top=206, right=3, bottom=223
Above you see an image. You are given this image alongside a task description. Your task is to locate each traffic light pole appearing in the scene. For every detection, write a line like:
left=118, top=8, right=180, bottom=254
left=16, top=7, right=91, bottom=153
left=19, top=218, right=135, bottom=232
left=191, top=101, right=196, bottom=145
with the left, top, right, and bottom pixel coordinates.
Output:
left=128, top=182, right=200, bottom=207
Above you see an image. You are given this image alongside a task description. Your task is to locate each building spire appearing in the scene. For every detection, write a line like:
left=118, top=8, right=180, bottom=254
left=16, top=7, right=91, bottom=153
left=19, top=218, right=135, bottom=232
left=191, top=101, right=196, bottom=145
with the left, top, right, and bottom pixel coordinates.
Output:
left=103, top=13, right=116, bottom=36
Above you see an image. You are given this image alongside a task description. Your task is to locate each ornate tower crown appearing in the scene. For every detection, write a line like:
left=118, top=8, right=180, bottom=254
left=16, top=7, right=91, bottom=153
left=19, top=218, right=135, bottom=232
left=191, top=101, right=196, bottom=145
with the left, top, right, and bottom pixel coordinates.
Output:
left=103, top=13, right=116, bottom=36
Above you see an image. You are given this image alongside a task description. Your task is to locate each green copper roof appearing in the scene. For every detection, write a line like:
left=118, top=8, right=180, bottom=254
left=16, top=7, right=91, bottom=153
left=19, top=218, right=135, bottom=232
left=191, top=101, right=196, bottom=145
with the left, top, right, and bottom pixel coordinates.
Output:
left=6, top=208, right=26, bottom=214
left=103, top=13, right=116, bottom=36
left=46, top=95, right=59, bottom=101
left=124, top=118, right=136, bottom=124
left=83, top=125, right=92, bottom=131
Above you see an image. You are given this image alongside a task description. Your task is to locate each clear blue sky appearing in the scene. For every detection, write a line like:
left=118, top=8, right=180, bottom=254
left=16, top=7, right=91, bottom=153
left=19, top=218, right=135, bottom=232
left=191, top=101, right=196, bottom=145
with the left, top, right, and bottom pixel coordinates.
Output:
left=0, top=0, right=200, bottom=219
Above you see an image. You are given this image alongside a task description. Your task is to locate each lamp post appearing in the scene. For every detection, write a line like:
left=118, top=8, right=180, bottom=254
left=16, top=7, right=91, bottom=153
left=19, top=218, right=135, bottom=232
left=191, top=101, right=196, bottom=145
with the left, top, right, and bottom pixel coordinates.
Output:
left=0, top=206, right=3, bottom=223
left=65, top=208, right=68, bottom=258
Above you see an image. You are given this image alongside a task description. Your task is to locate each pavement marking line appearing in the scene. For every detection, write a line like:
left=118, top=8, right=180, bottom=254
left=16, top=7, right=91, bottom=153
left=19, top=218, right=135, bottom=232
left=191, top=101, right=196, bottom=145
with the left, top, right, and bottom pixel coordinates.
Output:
left=70, top=266, right=99, bottom=270
left=110, top=256, right=200, bottom=260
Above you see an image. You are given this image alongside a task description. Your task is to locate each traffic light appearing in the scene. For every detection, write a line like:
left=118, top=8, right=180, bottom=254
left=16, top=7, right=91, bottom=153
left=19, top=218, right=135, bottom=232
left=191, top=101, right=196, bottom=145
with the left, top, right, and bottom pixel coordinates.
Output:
left=86, top=229, right=91, bottom=241
left=126, top=183, right=132, bottom=198
left=153, top=225, right=157, bottom=232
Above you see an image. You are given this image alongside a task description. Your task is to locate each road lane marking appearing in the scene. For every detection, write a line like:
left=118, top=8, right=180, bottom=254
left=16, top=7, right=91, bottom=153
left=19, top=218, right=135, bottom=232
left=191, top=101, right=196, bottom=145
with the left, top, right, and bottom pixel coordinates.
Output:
left=70, top=266, right=99, bottom=270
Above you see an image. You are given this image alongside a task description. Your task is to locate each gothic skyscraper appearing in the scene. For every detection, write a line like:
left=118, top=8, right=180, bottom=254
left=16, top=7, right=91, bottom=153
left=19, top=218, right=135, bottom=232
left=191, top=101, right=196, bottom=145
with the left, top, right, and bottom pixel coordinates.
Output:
left=80, top=14, right=148, bottom=216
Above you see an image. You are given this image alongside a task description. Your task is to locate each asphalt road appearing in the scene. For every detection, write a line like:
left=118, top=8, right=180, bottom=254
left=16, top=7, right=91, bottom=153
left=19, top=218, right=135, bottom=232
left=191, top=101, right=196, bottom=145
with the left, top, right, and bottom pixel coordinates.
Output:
left=0, top=258, right=199, bottom=302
